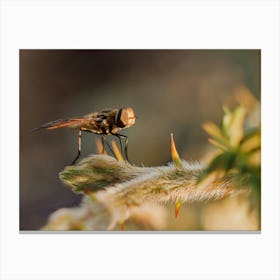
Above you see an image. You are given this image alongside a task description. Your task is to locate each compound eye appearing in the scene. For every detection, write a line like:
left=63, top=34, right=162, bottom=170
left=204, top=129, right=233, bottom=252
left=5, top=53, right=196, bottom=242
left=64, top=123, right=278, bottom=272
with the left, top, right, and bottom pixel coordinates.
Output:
left=116, top=107, right=135, bottom=128
left=116, top=108, right=127, bottom=128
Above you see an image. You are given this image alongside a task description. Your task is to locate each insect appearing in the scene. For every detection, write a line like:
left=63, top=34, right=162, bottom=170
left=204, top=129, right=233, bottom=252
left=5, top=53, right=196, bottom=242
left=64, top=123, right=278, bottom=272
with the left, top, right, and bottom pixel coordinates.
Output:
left=33, top=107, right=136, bottom=165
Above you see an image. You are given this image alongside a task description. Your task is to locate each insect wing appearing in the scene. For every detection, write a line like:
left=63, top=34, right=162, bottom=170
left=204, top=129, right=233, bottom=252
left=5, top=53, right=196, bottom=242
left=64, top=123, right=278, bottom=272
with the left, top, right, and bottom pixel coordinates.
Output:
left=33, top=118, right=90, bottom=131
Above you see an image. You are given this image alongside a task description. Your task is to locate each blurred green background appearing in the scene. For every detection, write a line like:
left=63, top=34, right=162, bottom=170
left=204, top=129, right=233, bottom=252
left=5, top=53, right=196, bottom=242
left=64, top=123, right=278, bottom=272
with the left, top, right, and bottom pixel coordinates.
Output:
left=20, top=50, right=260, bottom=230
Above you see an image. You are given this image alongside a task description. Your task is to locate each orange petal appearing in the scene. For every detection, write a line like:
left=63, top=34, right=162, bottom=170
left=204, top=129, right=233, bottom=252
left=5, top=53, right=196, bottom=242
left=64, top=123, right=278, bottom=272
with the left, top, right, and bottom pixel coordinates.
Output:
left=95, top=139, right=107, bottom=155
left=170, top=133, right=182, bottom=167
left=111, top=140, right=124, bottom=161
left=175, top=199, right=181, bottom=218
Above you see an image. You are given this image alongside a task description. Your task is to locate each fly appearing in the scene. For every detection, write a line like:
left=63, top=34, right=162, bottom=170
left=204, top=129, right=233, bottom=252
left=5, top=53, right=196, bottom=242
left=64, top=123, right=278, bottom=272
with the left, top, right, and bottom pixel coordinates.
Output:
left=33, top=107, right=136, bottom=165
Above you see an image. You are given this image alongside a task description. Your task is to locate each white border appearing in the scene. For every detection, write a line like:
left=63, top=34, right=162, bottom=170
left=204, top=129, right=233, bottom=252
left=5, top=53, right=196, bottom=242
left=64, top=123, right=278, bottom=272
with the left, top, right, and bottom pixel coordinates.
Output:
left=1, top=1, right=279, bottom=279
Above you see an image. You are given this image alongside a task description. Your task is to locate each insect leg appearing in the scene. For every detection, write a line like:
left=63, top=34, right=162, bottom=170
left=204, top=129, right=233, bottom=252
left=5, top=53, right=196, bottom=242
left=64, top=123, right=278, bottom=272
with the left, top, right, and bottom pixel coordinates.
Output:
left=101, top=135, right=105, bottom=154
left=101, top=135, right=114, bottom=156
left=112, top=133, right=129, bottom=162
left=71, top=129, right=82, bottom=165
left=116, top=134, right=124, bottom=156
